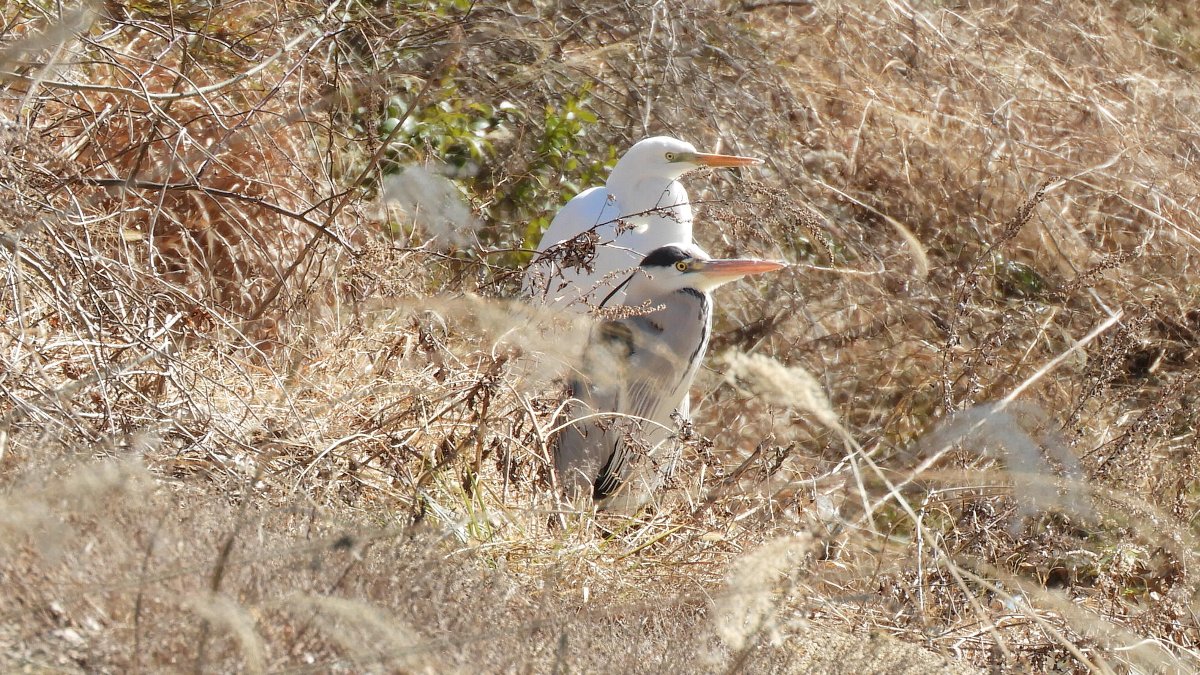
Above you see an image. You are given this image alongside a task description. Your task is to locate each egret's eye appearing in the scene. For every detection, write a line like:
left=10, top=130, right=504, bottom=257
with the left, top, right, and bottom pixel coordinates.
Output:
left=674, top=260, right=689, bottom=272
left=665, top=152, right=675, bottom=161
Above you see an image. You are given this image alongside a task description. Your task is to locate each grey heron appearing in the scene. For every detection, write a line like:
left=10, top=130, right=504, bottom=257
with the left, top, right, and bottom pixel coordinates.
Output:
left=553, top=243, right=785, bottom=511
left=522, top=137, right=762, bottom=312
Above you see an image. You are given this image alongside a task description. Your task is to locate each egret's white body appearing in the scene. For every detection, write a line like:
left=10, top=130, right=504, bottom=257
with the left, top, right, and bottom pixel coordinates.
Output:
left=554, top=244, right=785, bottom=511
left=522, top=137, right=761, bottom=311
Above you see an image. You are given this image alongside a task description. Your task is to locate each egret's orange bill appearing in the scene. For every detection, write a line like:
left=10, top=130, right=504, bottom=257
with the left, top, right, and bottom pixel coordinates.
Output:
left=694, top=152, right=763, bottom=167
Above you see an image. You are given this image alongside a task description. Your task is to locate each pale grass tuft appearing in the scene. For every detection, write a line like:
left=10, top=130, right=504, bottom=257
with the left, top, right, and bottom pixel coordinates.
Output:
left=0, top=488, right=63, bottom=557
left=882, top=214, right=930, bottom=280
left=0, top=460, right=148, bottom=560
left=379, top=293, right=596, bottom=390
left=0, top=6, right=95, bottom=69
left=712, top=534, right=815, bottom=653
left=187, top=594, right=267, bottom=675
left=921, top=402, right=1093, bottom=528
left=54, top=459, right=149, bottom=501
left=382, top=165, right=479, bottom=249
left=286, top=595, right=437, bottom=672
left=721, top=351, right=841, bottom=431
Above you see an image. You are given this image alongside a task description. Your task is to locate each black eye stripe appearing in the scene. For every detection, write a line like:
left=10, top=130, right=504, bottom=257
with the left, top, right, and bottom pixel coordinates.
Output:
left=640, top=245, right=693, bottom=268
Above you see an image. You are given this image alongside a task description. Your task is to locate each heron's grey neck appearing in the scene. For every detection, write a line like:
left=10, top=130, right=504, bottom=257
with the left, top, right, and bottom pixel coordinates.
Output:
left=626, top=286, right=713, bottom=391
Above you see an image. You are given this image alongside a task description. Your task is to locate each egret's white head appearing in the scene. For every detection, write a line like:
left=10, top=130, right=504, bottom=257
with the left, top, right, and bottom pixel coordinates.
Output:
left=623, top=243, right=785, bottom=299
left=608, top=136, right=762, bottom=187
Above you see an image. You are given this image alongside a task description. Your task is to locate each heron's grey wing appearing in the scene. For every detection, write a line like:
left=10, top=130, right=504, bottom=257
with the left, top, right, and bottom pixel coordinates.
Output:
left=593, top=291, right=712, bottom=501
left=558, top=291, right=712, bottom=505
left=591, top=335, right=680, bottom=498
left=592, top=303, right=708, bottom=500
left=553, top=320, right=634, bottom=496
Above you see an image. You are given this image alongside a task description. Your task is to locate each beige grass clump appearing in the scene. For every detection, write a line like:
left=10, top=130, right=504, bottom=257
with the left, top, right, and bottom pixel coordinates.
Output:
left=721, top=350, right=841, bottom=432
left=712, top=534, right=816, bottom=653
left=187, top=594, right=268, bottom=675
left=381, top=166, right=480, bottom=249
left=285, top=595, right=437, bottom=672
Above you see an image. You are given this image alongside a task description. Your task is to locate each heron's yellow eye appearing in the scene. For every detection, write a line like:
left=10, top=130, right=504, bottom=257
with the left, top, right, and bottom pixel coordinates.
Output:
left=665, top=152, right=675, bottom=161
left=674, top=260, right=689, bottom=272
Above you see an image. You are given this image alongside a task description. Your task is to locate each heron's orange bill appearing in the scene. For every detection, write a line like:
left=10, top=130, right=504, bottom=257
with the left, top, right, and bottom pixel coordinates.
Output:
left=693, top=152, right=763, bottom=167
left=696, top=258, right=786, bottom=279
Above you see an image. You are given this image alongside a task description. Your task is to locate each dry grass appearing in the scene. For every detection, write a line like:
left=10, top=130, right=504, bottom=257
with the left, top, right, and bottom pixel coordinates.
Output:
left=2, top=0, right=1200, bottom=672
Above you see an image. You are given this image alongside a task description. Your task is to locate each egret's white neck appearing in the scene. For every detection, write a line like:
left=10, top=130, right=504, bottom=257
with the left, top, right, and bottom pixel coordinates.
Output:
left=609, top=177, right=696, bottom=224
left=606, top=171, right=689, bottom=216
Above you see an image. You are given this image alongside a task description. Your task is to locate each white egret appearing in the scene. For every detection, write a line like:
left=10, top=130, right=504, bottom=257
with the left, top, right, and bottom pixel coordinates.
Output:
left=553, top=243, right=785, bottom=511
left=522, top=136, right=762, bottom=311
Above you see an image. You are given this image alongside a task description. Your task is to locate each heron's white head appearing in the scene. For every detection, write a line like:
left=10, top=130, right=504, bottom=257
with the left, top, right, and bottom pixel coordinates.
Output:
left=622, top=243, right=785, bottom=300
left=607, top=136, right=762, bottom=188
